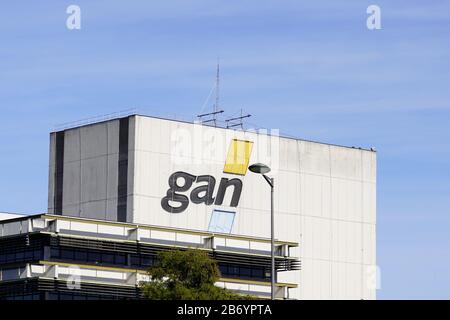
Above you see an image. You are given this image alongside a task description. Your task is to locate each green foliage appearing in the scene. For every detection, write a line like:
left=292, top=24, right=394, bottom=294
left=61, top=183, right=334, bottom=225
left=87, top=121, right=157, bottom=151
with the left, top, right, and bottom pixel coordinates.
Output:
left=140, top=249, right=255, bottom=300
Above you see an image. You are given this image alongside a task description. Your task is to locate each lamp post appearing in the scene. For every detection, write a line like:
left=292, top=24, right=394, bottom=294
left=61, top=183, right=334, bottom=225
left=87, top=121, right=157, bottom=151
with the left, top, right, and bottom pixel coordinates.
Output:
left=248, top=163, right=275, bottom=300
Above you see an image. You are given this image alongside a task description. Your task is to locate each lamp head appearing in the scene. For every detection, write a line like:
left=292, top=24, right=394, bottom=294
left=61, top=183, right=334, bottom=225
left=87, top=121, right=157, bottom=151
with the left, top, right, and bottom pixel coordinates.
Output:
left=248, top=163, right=271, bottom=174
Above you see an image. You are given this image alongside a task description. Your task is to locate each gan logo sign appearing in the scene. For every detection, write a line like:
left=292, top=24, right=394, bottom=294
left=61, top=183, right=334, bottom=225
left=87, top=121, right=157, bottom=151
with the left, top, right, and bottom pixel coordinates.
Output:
left=161, top=139, right=253, bottom=214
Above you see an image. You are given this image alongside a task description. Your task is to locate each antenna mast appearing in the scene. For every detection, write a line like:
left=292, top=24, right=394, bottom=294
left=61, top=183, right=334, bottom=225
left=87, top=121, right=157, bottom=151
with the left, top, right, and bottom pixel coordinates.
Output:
left=197, top=61, right=224, bottom=126
left=215, top=62, right=220, bottom=115
left=226, top=109, right=251, bottom=130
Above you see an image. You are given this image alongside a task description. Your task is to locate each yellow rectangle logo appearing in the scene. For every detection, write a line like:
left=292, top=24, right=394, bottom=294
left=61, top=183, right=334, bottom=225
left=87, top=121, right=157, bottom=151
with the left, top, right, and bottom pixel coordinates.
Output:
left=223, top=139, right=254, bottom=175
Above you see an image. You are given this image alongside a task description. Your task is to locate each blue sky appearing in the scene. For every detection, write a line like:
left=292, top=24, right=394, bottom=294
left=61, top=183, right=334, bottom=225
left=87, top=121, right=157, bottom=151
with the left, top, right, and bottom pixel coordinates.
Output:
left=0, top=1, right=449, bottom=299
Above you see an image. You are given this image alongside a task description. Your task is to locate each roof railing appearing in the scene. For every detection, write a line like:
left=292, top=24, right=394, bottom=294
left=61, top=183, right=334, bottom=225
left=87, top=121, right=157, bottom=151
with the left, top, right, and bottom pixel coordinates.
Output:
left=53, top=108, right=137, bottom=132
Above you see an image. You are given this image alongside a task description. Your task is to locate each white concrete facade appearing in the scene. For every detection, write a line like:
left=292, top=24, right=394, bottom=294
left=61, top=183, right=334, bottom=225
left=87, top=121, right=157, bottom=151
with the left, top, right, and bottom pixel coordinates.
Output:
left=48, top=115, right=376, bottom=300
left=0, top=212, right=25, bottom=221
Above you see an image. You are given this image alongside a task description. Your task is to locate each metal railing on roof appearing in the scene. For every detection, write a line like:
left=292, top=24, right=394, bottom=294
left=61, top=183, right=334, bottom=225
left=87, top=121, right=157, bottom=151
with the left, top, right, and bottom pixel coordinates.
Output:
left=53, top=108, right=137, bottom=132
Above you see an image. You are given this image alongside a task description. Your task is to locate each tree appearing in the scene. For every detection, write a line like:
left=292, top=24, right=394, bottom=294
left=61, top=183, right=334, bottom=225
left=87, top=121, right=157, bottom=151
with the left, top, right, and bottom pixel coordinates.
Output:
left=140, top=249, right=254, bottom=300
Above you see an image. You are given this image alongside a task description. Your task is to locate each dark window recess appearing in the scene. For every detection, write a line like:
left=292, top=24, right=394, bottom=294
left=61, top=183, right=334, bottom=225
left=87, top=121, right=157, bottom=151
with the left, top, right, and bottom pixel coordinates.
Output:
left=218, top=263, right=268, bottom=281
left=115, top=253, right=126, bottom=265
left=141, top=255, right=154, bottom=267
left=219, top=264, right=228, bottom=275
left=252, top=268, right=264, bottom=279
left=54, top=131, right=65, bottom=215
left=117, top=118, right=129, bottom=222
left=240, top=267, right=251, bottom=277
left=101, top=253, right=115, bottom=264
left=50, top=247, right=129, bottom=267
left=0, top=249, right=42, bottom=264
left=87, top=251, right=101, bottom=263
left=50, top=248, right=60, bottom=258
left=61, top=249, right=74, bottom=260
left=74, top=250, right=87, bottom=261
left=130, top=254, right=155, bottom=268
left=130, top=255, right=140, bottom=267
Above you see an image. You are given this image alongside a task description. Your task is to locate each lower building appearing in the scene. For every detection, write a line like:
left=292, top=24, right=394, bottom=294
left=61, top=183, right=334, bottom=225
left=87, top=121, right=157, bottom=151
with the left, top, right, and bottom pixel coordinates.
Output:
left=0, top=213, right=299, bottom=300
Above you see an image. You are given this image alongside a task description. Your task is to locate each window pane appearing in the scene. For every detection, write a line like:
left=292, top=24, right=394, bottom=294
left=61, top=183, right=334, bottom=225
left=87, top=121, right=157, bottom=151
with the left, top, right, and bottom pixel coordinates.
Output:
left=75, top=250, right=88, bottom=261
left=61, top=249, right=74, bottom=259
left=33, top=249, right=42, bottom=260
left=50, top=248, right=60, bottom=258
left=88, top=251, right=101, bottom=263
left=130, top=255, right=140, bottom=266
left=141, top=255, right=153, bottom=267
left=16, top=251, right=25, bottom=260
left=240, top=267, right=251, bottom=277
left=102, top=253, right=114, bottom=264
left=251, top=268, right=264, bottom=279
left=115, top=253, right=126, bottom=265
left=2, top=268, right=19, bottom=280
left=219, top=264, right=228, bottom=275
left=229, top=266, right=239, bottom=276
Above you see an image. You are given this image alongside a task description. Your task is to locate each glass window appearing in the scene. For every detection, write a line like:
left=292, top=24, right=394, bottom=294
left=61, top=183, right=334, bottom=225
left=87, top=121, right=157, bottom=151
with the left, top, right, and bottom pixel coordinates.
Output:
left=16, top=251, right=25, bottom=260
left=208, top=210, right=236, bottom=234
left=240, top=267, right=251, bottom=278
left=50, top=248, right=60, bottom=258
left=2, top=268, right=19, bottom=280
left=219, top=264, right=228, bottom=275
left=74, top=250, right=88, bottom=261
left=251, top=267, right=264, bottom=279
left=141, top=255, right=153, bottom=266
left=33, top=249, right=42, bottom=260
left=73, top=294, right=86, bottom=300
left=47, top=293, right=58, bottom=300
left=60, top=293, right=74, bottom=300
left=61, top=249, right=74, bottom=259
left=24, top=250, right=34, bottom=259
left=115, top=253, right=126, bottom=265
left=7, top=253, right=15, bottom=262
left=102, top=253, right=115, bottom=264
left=130, top=255, right=140, bottom=267
left=229, top=266, right=239, bottom=276
left=88, top=251, right=101, bottom=263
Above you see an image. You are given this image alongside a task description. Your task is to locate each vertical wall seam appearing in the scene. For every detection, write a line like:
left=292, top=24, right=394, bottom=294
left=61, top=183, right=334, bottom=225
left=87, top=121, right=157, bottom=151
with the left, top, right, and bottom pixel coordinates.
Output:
left=54, top=131, right=65, bottom=215
left=105, top=123, right=109, bottom=220
left=117, top=117, right=129, bottom=222
left=130, top=116, right=137, bottom=223
left=360, top=150, right=364, bottom=299
left=328, top=145, right=333, bottom=299
left=297, top=140, right=302, bottom=299
left=79, top=129, right=82, bottom=217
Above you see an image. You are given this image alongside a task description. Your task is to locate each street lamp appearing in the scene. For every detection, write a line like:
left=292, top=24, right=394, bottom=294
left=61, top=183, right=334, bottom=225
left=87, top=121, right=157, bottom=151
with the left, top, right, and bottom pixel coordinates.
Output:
left=248, top=163, right=275, bottom=300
